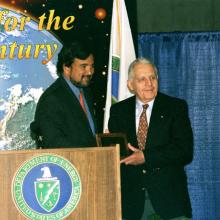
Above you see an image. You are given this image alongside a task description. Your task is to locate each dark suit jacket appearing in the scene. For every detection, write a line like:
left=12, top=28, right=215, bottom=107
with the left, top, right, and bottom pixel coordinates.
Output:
left=30, top=77, right=97, bottom=148
left=108, top=92, right=193, bottom=220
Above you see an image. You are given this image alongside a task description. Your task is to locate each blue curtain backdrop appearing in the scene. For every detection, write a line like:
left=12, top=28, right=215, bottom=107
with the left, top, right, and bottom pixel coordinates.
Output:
left=138, top=32, right=220, bottom=220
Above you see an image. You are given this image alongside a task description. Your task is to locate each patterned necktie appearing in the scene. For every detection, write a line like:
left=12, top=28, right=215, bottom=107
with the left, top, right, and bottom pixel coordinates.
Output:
left=79, top=90, right=87, bottom=116
left=137, top=104, right=149, bottom=150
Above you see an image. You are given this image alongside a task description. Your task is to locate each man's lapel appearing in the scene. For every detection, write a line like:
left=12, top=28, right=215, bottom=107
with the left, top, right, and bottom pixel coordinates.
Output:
left=127, top=96, right=138, bottom=147
left=146, top=93, right=165, bottom=146
left=83, top=88, right=97, bottom=132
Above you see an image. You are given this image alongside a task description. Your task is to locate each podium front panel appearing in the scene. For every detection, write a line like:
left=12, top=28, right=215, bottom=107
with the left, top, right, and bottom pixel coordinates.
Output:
left=0, top=146, right=121, bottom=220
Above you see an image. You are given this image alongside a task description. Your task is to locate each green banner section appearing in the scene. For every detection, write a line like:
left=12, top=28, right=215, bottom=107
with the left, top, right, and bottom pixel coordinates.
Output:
left=112, top=56, right=120, bottom=72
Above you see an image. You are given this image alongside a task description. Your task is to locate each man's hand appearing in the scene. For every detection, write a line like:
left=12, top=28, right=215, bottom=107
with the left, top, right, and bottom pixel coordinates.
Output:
left=104, top=129, right=109, bottom=133
left=120, top=143, right=145, bottom=165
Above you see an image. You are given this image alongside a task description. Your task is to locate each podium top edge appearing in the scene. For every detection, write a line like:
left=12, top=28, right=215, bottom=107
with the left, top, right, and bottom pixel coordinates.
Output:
left=0, top=145, right=120, bottom=155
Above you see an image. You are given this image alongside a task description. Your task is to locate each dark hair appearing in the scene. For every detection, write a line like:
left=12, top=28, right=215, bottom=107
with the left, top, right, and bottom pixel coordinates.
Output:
left=56, top=39, right=94, bottom=76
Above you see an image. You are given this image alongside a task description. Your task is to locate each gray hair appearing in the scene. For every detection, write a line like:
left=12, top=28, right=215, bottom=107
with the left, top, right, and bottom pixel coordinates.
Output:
left=128, top=57, right=158, bottom=79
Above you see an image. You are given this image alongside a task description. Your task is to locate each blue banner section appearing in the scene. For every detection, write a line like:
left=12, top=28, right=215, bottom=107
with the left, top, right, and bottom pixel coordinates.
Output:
left=112, top=70, right=119, bottom=100
left=138, top=32, right=220, bottom=220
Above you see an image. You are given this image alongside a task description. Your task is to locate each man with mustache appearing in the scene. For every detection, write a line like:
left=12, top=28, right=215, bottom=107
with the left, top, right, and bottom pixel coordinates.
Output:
left=30, top=39, right=97, bottom=148
left=108, top=58, right=193, bottom=220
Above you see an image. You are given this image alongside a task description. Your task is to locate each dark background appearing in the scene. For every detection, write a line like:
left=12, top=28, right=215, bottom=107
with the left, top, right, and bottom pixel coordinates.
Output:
left=137, top=0, right=220, bottom=33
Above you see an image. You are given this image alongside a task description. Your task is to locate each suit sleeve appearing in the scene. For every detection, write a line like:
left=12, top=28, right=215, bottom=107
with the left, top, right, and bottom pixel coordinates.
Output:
left=108, top=105, right=122, bottom=133
left=146, top=100, right=193, bottom=169
left=32, top=95, right=72, bottom=148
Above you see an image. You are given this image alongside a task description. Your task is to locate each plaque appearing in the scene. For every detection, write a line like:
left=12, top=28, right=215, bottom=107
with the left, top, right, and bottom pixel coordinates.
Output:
left=96, top=133, right=129, bottom=157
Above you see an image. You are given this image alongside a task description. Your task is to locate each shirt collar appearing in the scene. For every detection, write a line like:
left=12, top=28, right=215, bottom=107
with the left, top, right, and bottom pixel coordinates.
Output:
left=136, top=97, right=155, bottom=117
left=63, top=76, right=81, bottom=98
left=136, top=97, right=155, bottom=112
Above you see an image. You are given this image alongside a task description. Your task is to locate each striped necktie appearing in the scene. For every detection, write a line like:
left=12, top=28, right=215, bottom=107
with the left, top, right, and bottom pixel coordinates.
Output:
left=79, top=90, right=87, bottom=116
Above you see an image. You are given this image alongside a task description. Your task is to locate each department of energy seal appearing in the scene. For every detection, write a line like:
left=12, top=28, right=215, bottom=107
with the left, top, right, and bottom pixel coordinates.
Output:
left=11, top=154, right=81, bottom=220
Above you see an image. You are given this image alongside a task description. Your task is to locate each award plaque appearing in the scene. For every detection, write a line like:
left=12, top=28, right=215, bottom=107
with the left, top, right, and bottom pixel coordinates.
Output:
left=96, top=133, right=129, bottom=157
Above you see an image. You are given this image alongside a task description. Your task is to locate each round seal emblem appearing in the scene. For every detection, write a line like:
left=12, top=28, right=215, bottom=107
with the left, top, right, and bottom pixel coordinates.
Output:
left=11, top=153, right=81, bottom=220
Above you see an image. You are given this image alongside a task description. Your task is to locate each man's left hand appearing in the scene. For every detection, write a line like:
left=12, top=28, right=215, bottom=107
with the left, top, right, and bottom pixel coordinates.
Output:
left=120, top=143, right=145, bottom=165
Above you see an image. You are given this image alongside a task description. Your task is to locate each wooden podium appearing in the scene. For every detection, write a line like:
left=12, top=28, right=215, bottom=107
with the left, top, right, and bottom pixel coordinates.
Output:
left=0, top=146, right=121, bottom=220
